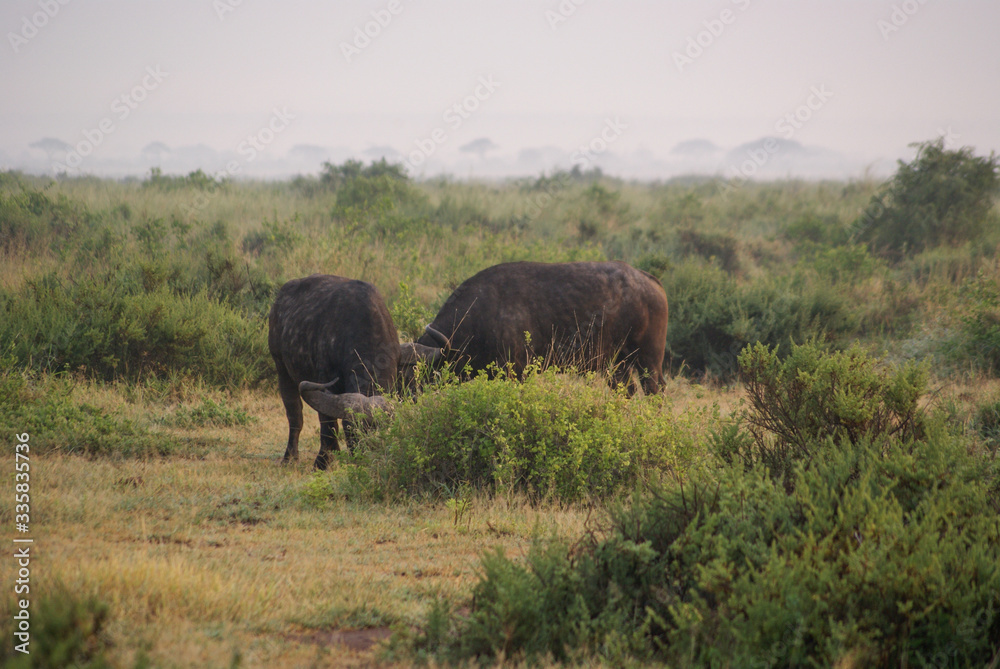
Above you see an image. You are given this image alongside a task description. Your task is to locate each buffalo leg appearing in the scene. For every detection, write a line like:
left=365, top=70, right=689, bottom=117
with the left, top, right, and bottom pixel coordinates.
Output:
left=276, top=365, right=303, bottom=463
left=314, top=414, right=340, bottom=470
left=608, top=356, right=639, bottom=396
left=640, top=368, right=664, bottom=396
left=635, top=352, right=665, bottom=396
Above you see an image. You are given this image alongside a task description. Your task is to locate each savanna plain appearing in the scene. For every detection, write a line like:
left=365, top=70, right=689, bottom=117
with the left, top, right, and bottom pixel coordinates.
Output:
left=1, top=140, right=999, bottom=667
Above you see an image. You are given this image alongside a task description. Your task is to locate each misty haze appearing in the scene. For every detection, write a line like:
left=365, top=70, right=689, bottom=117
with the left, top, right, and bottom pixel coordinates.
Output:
left=2, top=1, right=997, bottom=181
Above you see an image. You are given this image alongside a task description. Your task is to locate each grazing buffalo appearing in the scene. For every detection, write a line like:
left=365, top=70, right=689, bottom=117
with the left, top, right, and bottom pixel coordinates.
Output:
left=416, top=261, right=668, bottom=394
left=268, top=274, right=439, bottom=469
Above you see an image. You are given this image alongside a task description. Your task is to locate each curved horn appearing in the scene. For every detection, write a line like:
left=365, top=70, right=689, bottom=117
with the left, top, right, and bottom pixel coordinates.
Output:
left=399, top=342, right=444, bottom=366
left=423, top=325, right=451, bottom=351
left=298, top=377, right=340, bottom=393
left=298, top=384, right=392, bottom=420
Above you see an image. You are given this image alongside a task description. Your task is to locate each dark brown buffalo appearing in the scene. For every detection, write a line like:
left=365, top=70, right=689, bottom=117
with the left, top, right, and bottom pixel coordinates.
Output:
left=268, top=274, right=438, bottom=469
left=416, top=261, right=668, bottom=394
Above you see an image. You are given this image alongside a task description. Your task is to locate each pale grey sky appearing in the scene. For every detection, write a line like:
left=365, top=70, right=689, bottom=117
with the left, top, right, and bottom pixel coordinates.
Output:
left=2, top=0, right=998, bottom=179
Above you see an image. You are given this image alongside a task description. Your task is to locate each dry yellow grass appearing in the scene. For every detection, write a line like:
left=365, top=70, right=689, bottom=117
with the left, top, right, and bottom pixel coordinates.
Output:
left=0, top=386, right=607, bottom=668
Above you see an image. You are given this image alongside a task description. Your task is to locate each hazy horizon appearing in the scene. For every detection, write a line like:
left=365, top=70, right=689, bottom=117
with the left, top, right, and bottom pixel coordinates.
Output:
left=3, top=0, right=998, bottom=181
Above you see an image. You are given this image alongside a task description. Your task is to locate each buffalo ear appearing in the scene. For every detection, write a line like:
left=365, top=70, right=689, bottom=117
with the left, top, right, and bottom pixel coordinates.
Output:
left=298, top=380, right=391, bottom=419
left=399, top=342, right=444, bottom=366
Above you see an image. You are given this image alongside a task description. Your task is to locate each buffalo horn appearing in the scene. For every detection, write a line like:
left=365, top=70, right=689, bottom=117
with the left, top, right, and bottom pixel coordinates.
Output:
left=423, top=325, right=451, bottom=351
left=399, top=342, right=444, bottom=365
left=298, top=381, right=391, bottom=419
left=299, top=377, right=340, bottom=392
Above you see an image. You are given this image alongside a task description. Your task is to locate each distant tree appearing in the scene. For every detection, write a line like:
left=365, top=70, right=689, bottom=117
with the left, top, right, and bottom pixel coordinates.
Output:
left=460, top=137, right=498, bottom=160
left=289, top=144, right=331, bottom=166
left=320, top=158, right=408, bottom=189
left=29, top=138, right=71, bottom=161
left=363, top=145, right=402, bottom=162
left=856, top=138, right=999, bottom=258
left=140, top=142, right=170, bottom=163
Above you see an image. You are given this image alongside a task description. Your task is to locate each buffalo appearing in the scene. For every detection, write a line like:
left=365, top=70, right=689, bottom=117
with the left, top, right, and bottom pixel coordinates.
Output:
left=416, top=261, right=668, bottom=394
left=268, top=274, right=439, bottom=469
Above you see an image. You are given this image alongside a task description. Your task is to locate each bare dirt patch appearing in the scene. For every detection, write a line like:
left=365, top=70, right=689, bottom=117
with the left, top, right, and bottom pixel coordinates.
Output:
left=285, top=627, right=393, bottom=652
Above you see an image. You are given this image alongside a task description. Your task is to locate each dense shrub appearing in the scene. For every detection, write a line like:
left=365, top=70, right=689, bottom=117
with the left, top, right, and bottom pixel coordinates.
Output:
left=352, top=367, right=702, bottom=502
left=973, top=394, right=1000, bottom=455
left=1, top=585, right=118, bottom=669
left=662, top=261, right=855, bottom=379
left=0, top=271, right=270, bottom=387
left=333, top=173, right=413, bottom=216
left=411, top=347, right=1000, bottom=667
left=856, top=138, right=999, bottom=258
left=321, top=158, right=424, bottom=219
left=676, top=227, right=741, bottom=274
left=802, top=243, right=882, bottom=283
left=735, top=340, right=927, bottom=484
left=241, top=214, right=303, bottom=256
left=955, top=269, right=1000, bottom=375
left=0, top=187, right=91, bottom=253
left=431, top=195, right=492, bottom=230
left=782, top=212, right=846, bottom=246
left=388, top=281, right=432, bottom=341
left=320, top=157, right=407, bottom=189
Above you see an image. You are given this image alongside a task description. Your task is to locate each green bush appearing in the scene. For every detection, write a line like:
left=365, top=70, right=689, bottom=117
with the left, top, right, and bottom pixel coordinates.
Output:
left=973, top=394, right=1000, bottom=454
left=736, top=340, right=927, bottom=484
left=662, top=261, right=855, bottom=379
left=955, top=269, right=1000, bottom=374
left=320, top=157, right=408, bottom=189
left=676, top=227, right=741, bottom=274
left=413, top=348, right=1000, bottom=667
left=782, top=212, right=846, bottom=246
left=1, top=585, right=118, bottom=669
left=803, top=243, right=882, bottom=284
left=389, top=281, right=432, bottom=341
left=0, top=271, right=270, bottom=387
left=856, top=138, right=999, bottom=258
left=0, top=187, right=91, bottom=254
left=241, top=214, right=303, bottom=256
left=322, top=159, right=423, bottom=219
left=299, top=471, right=337, bottom=510
left=432, top=195, right=491, bottom=230
left=333, top=173, right=408, bottom=215
left=354, top=367, right=702, bottom=502
left=0, top=369, right=177, bottom=458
